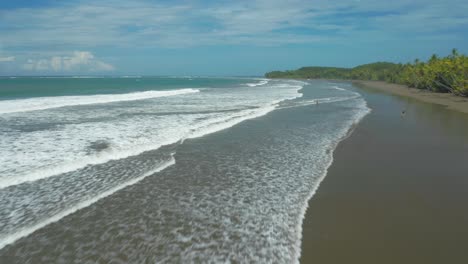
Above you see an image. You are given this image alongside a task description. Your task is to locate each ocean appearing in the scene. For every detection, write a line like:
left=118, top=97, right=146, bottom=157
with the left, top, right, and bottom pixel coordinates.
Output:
left=0, top=77, right=369, bottom=263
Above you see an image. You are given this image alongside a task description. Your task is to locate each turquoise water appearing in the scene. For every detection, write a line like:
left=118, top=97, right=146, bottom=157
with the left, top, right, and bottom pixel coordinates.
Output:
left=0, top=77, right=369, bottom=262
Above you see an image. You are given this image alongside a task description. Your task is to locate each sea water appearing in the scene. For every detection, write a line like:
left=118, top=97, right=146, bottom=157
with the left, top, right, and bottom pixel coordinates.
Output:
left=0, top=77, right=369, bottom=263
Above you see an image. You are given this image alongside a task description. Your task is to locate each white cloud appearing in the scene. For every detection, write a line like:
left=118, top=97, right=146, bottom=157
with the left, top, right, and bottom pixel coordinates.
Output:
left=23, top=51, right=114, bottom=72
left=1, top=0, right=464, bottom=50
left=94, top=61, right=115, bottom=71
left=0, top=56, right=15, bottom=62
left=50, top=56, right=62, bottom=71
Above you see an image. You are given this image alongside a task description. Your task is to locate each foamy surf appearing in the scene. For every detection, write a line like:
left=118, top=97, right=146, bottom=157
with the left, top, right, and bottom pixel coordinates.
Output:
left=0, top=88, right=200, bottom=114
left=0, top=81, right=303, bottom=190
left=0, top=156, right=176, bottom=250
left=0, top=78, right=305, bottom=253
left=0, top=78, right=373, bottom=262
left=0, top=103, right=294, bottom=190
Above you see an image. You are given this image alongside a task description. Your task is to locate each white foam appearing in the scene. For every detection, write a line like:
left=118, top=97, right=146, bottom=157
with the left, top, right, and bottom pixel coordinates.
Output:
left=120, top=75, right=142, bottom=78
left=0, top=144, right=173, bottom=189
left=0, top=156, right=176, bottom=250
left=0, top=89, right=200, bottom=114
left=0, top=105, right=285, bottom=190
left=246, top=79, right=269, bottom=87
left=277, top=96, right=359, bottom=109
left=187, top=105, right=277, bottom=140
left=331, top=85, right=347, bottom=91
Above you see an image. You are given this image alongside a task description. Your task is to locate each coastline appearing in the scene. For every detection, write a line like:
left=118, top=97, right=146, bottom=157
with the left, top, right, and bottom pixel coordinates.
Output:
left=353, top=80, right=468, bottom=114
left=300, top=81, right=468, bottom=263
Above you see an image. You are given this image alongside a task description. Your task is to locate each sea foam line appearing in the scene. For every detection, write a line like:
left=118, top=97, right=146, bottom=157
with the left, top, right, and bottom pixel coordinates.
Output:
left=246, top=79, right=269, bottom=87
left=276, top=96, right=359, bottom=110
left=331, top=85, right=347, bottom=91
left=0, top=88, right=200, bottom=114
left=0, top=156, right=176, bottom=250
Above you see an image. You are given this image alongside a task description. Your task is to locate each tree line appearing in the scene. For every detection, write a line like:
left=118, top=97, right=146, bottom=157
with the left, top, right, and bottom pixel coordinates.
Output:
left=265, top=49, right=467, bottom=96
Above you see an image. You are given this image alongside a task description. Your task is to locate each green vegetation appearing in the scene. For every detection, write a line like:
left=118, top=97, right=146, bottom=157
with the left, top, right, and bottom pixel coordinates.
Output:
left=265, top=49, right=468, bottom=96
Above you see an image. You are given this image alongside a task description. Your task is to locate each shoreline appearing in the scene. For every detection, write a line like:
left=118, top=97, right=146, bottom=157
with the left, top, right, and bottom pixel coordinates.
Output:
left=300, top=81, right=468, bottom=263
left=352, top=80, right=468, bottom=114
left=295, top=94, right=372, bottom=263
left=268, top=78, right=468, bottom=114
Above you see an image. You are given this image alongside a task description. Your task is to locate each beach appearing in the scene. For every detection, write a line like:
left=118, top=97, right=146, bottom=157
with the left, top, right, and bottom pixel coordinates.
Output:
left=301, top=82, right=468, bottom=263
left=1, top=77, right=467, bottom=263
left=2, top=0, right=466, bottom=262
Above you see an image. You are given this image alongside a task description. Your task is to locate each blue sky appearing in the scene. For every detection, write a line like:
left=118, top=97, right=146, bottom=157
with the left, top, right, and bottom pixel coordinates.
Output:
left=0, top=0, right=467, bottom=76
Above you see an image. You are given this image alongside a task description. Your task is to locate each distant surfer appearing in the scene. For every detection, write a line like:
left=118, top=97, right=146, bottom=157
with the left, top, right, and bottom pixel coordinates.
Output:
left=401, top=110, right=406, bottom=117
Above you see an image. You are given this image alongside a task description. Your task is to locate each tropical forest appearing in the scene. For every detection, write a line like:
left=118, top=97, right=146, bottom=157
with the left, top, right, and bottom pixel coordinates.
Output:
left=265, top=49, right=468, bottom=96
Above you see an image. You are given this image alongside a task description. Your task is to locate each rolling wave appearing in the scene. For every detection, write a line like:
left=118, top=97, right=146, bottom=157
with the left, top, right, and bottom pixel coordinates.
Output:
left=0, top=103, right=286, bottom=190
left=0, top=88, right=200, bottom=114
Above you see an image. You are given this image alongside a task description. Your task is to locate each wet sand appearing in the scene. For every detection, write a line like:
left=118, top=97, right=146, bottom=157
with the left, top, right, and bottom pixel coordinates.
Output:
left=301, top=83, right=468, bottom=263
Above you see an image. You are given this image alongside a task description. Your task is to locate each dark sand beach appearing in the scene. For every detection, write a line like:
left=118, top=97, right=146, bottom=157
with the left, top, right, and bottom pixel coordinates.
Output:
left=301, top=82, right=468, bottom=263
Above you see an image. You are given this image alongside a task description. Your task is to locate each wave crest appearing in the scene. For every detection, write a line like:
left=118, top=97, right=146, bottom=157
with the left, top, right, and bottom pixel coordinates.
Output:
left=0, top=89, right=200, bottom=114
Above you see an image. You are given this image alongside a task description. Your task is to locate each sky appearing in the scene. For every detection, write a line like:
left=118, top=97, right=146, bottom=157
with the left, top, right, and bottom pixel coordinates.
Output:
left=0, top=0, right=467, bottom=76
